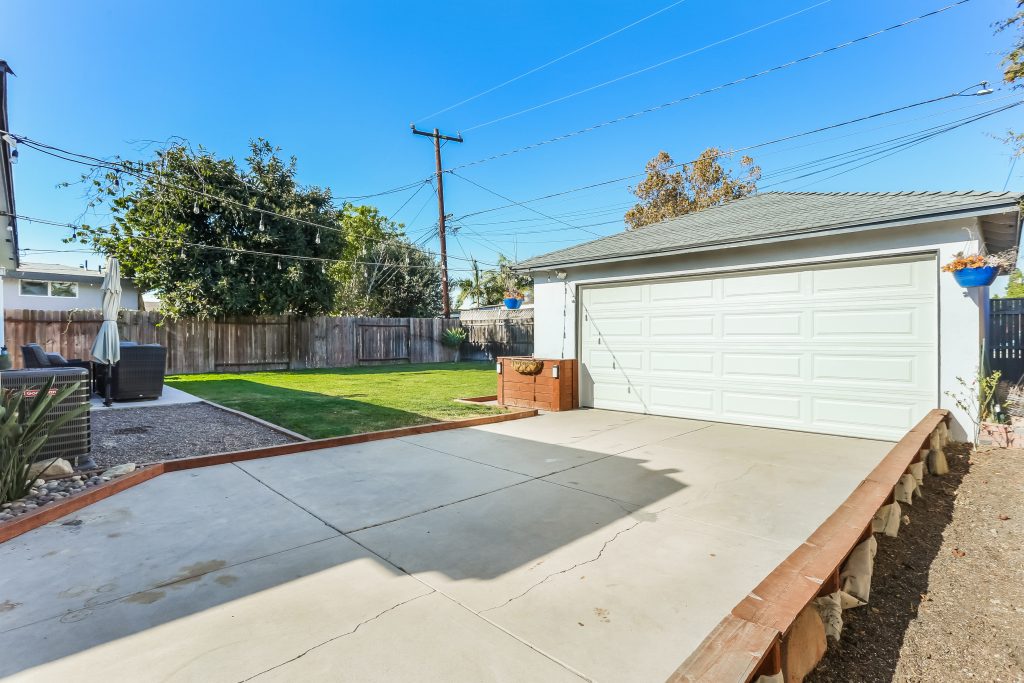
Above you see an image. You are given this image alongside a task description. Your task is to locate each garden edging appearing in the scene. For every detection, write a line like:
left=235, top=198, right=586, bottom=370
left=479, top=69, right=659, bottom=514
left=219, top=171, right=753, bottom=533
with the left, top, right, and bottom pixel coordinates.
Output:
left=0, top=402, right=537, bottom=544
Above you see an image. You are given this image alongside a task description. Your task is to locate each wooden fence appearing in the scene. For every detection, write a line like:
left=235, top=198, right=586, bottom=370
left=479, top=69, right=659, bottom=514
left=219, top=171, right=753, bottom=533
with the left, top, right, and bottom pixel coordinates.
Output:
left=3, top=309, right=465, bottom=375
left=459, top=307, right=534, bottom=360
left=990, top=298, right=1024, bottom=383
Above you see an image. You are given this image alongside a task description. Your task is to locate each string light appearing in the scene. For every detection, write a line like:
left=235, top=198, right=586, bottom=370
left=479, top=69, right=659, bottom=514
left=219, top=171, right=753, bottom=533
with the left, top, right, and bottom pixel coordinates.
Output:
left=315, top=229, right=320, bottom=244
left=276, top=259, right=282, bottom=270
left=193, top=200, right=199, bottom=214
left=2, top=211, right=486, bottom=271
left=258, top=213, right=265, bottom=232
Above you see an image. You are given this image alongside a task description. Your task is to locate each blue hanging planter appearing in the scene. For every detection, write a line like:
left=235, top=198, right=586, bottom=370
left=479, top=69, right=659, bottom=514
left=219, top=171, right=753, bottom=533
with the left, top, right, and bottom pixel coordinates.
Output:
left=504, top=297, right=522, bottom=310
left=952, top=266, right=998, bottom=287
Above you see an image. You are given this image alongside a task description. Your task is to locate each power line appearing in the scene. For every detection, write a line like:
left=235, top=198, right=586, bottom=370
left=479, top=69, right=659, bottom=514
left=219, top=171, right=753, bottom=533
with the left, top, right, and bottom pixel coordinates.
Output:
left=6, top=138, right=493, bottom=266
left=4, top=212, right=484, bottom=271
left=446, top=0, right=974, bottom=172
left=760, top=100, right=1024, bottom=189
left=417, top=0, right=690, bottom=121
left=450, top=172, right=605, bottom=237
left=452, top=99, right=1021, bottom=243
left=463, top=0, right=832, bottom=132
left=450, top=82, right=994, bottom=223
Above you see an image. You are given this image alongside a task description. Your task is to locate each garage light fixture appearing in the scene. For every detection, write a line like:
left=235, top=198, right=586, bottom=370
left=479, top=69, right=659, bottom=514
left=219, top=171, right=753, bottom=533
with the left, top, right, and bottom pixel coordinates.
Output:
left=555, top=270, right=567, bottom=280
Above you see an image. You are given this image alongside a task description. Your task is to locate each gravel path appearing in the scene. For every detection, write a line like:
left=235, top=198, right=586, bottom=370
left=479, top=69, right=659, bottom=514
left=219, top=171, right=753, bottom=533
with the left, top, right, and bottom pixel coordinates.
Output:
left=90, top=403, right=300, bottom=469
left=809, top=443, right=1023, bottom=682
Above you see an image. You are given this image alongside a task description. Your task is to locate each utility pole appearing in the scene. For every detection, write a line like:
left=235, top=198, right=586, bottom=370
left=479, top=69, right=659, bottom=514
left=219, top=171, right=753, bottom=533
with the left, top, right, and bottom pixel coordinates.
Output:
left=411, top=124, right=462, bottom=318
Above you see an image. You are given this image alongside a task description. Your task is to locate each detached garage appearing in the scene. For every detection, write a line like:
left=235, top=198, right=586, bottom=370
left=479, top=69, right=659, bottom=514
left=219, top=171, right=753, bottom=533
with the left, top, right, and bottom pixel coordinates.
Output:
left=520, top=191, right=1022, bottom=441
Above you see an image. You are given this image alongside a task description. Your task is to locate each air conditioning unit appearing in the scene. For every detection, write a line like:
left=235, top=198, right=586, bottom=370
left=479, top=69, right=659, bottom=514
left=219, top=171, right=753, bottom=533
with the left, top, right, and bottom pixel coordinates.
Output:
left=1, top=368, right=92, bottom=466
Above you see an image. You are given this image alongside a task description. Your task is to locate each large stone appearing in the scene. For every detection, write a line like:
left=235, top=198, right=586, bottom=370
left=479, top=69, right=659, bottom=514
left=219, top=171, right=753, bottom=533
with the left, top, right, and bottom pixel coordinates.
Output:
left=101, top=463, right=137, bottom=478
left=27, top=458, right=73, bottom=480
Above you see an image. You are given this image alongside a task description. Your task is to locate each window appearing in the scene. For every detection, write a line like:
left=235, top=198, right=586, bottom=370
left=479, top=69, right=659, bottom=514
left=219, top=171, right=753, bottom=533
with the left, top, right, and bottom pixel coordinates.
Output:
left=20, top=280, right=48, bottom=297
left=19, top=280, right=79, bottom=298
left=49, top=282, right=77, bottom=298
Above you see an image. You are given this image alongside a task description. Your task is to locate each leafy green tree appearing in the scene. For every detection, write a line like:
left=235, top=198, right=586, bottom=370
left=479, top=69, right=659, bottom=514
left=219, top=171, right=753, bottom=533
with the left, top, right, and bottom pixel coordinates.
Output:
left=996, top=268, right=1024, bottom=299
left=996, top=4, right=1024, bottom=155
left=625, top=148, right=760, bottom=230
left=71, top=140, right=344, bottom=318
left=454, top=255, right=531, bottom=308
left=454, top=259, right=488, bottom=309
left=332, top=205, right=442, bottom=317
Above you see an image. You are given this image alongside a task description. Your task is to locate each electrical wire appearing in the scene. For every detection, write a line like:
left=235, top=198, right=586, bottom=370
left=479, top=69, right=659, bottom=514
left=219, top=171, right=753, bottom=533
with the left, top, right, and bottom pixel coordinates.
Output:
left=463, top=0, right=832, bottom=132
left=4, top=212, right=483, bottom=271
left=417, top=0, right=690, bottom=121
left=445, top=0, right=974, bottom=172
left=6, top=140, right=493, bottom=266
left=450, top=172, right=606, bottom=237
left=449, top=81, right=997, bottom=223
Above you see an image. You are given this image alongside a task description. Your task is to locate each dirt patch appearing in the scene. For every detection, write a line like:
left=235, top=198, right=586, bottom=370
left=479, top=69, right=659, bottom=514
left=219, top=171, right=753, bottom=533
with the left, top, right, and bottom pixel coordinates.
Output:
left=809, top=444, right=1024, bottom=682
left=90, top=403, right=298, bottom=468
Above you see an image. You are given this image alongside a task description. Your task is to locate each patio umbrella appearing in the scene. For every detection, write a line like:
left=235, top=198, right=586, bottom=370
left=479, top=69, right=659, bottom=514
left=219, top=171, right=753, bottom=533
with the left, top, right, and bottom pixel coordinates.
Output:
left=91, top=256, right=122, bottom=407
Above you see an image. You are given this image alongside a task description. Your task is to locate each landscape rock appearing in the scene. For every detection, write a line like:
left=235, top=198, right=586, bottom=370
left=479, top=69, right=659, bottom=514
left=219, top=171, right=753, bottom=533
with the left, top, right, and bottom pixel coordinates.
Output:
left=27, top=458, right=73, bottom=480
left=101, top=463, right=137, bottom=478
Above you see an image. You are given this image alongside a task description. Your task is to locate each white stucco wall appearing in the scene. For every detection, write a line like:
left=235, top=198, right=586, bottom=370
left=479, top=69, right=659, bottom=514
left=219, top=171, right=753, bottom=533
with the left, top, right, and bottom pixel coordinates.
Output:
left=2, top=279, right=141, bottom=312
left=532, top=216, right=999, bottom=441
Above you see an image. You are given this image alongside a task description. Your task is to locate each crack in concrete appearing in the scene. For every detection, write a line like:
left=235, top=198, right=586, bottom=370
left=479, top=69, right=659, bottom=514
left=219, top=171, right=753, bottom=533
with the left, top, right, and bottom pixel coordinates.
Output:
left=478, top=515, right=650, bottom=615
left=238, top=590, right=435, bottom=681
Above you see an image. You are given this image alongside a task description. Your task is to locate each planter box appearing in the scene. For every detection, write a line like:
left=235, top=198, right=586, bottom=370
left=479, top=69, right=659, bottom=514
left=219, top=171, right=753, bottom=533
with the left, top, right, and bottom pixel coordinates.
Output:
left=497, top=357, right=578, bottom=412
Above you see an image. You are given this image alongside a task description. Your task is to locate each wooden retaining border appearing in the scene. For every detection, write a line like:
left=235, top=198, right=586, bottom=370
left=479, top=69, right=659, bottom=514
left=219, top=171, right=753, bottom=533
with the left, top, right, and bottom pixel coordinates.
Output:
left=667, top=408, right=950, bottom=683
left=0, top=404, right=537, bottom=545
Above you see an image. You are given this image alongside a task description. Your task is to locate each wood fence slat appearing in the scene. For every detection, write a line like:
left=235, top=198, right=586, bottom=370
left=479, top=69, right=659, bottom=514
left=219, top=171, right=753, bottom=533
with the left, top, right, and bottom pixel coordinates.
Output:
left=4, top=309, right=533, bottom=374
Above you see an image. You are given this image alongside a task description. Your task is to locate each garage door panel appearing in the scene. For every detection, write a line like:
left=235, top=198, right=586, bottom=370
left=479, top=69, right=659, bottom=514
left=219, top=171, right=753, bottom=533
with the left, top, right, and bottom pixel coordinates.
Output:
left=649, top=386, right=715, bottom=413
left=649, top=315, right=715, bottom=337
left=723, top=270, right=801, bottom=297
left=811, top=398, right=919, bottom=432
left=586, top=349, right=644, bottom=373
left=588, top=317, right=644, bottom=338
left=811, top=258, right=929, bottom=298
left=579, top=255, right=937, bottom=440
left=812, top=354, right=920, bottom=385
left=722, top=392, right=803, bottom=421
left=722, top=353, right=802, bottom=379
left=723, top=312, right=802, bottom=336
left=812, top=307, right=923, bottom=338
left=586, top=286, right=644, bottom=307
left=649, top=278, right=714, bottom=302
left=590, top=382, right=645, bottom=409
left=650, top=350, right=715, bottom=375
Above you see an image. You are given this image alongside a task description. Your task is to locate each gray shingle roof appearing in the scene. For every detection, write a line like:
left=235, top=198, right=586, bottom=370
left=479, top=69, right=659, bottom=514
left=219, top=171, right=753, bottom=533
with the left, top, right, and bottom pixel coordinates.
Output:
left=517, top=191, right=1023, bottom=270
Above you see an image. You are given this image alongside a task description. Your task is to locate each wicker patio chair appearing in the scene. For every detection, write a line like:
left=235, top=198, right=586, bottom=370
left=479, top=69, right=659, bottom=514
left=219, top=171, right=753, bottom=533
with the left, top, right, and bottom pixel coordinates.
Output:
left=95, top=342, right=167, bottom=401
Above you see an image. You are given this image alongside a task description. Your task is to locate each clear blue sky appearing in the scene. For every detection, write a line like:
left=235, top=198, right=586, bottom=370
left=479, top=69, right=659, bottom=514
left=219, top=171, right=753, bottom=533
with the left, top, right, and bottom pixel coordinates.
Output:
left=3, top=0, right=1021, bottom=274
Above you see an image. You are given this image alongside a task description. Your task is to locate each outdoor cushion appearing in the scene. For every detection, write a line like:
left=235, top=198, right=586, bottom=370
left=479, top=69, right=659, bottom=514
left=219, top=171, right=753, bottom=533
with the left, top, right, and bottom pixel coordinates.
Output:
left=45, top=352, right=70, bottom=366
left=21, top=343, right=52, bottom=368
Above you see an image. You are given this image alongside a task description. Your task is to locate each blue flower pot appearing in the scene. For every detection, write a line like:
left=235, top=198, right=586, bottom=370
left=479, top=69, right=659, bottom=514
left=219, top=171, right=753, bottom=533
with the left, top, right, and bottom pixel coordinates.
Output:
left=952, top=266, right=998, bottom=287
left=504, top=297, right=522, bottom=310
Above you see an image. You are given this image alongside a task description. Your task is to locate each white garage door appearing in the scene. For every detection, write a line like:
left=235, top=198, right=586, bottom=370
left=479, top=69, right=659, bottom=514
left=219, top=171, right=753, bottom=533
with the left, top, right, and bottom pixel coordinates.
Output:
left=578, top=255, right=937, bottom=440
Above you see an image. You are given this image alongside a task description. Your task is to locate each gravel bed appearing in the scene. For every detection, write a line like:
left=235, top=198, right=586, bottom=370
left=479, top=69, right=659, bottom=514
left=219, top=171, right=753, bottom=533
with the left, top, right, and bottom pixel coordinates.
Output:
left=0, top=473, right=114, bottom=522
left=90, top=402, right=300, bottom=469
left=809, top=442, right=1023, bottom=682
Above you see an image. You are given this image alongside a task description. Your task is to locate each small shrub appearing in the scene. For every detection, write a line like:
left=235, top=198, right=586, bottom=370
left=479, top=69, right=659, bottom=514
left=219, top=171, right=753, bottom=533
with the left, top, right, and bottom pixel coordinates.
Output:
left=946, top=368, right=1002, bottom=446
left=0, top=378, right=90, bottom=504
left=441, top=327, right=468, bottom=348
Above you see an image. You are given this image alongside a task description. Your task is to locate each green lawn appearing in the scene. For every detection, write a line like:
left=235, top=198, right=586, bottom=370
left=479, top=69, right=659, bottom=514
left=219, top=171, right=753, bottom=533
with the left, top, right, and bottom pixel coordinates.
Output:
left=166, top=362, right=502, bottom=439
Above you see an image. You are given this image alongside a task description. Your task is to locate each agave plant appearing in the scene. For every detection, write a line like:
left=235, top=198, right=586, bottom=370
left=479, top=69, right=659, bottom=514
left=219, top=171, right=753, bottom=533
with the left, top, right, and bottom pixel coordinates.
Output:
left=441, top=327, right=469, bottom=363
left=1, top=378, right=90, bottom=504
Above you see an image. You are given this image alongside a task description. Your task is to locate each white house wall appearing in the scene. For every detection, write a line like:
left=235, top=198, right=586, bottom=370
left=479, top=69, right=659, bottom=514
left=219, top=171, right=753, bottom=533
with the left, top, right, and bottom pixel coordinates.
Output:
left=533, top=217, right=991, bottom=440
left=2, top=280, right=141, bottom=312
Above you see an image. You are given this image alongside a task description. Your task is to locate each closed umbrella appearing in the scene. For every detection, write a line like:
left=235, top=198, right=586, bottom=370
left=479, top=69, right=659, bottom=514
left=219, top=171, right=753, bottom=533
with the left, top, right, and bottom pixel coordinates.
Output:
left=91, top=257, right=122, bottom=407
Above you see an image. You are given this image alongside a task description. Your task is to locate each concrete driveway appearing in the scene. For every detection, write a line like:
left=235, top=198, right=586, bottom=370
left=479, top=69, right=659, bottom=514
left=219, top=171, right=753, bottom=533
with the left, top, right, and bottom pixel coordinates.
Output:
left=0, top=410, right=893, bottom=682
